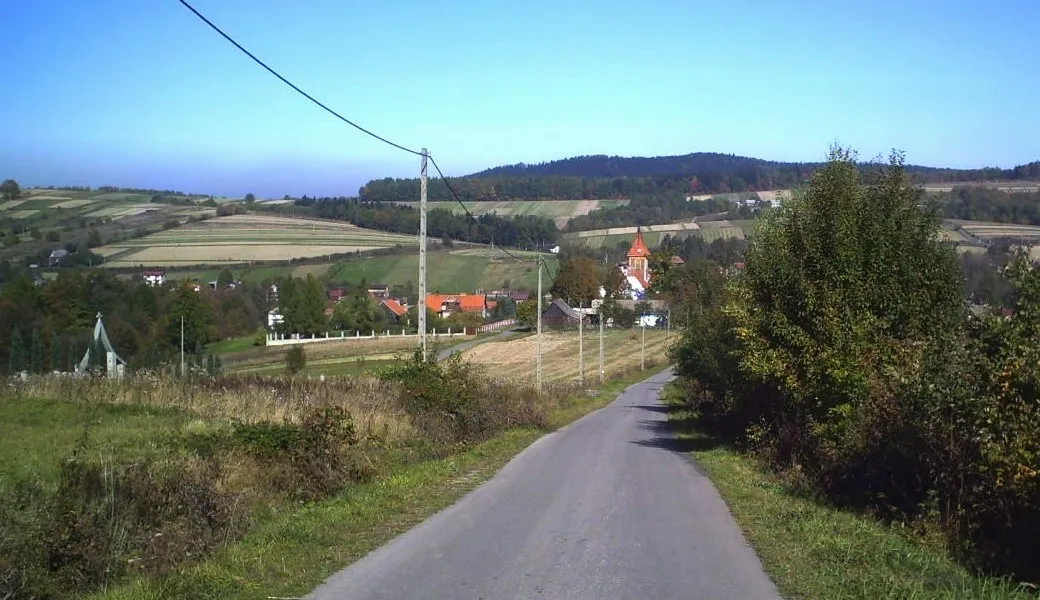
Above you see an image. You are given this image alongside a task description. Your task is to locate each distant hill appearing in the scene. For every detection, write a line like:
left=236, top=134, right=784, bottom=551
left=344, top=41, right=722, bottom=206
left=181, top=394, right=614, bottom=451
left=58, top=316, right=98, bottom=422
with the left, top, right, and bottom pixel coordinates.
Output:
left=359, top=152, right=1040, bottom=204
left=469, top=153, right=806, bottom=179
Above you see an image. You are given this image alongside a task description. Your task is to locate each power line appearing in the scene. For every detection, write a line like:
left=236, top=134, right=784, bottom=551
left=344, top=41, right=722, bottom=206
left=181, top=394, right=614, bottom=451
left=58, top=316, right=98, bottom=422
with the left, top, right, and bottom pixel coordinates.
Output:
left=427, top=155, right=539, bottom=265
left=175, top=0, right=423, bottom=157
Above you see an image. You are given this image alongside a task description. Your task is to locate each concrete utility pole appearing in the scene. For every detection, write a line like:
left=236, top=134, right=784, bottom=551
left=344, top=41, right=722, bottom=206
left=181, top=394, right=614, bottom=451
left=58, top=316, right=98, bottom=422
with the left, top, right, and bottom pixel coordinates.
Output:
left=578, top=301, right=584, bottom=387
left=180, top=315, right=185, bottom=377
left=599, top=304, right=605, bottom=383
left=641, top=315, right=646, bottom=371
left=418, top=148, right=428, bottom=361
left=536, top=255, right=543, bottom=392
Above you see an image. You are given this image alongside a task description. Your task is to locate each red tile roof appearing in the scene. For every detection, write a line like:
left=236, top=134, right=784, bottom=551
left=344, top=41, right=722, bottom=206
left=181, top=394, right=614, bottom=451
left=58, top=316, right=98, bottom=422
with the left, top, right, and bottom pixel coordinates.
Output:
left=628, top=229, right=650, bottom=258
left=457, top=294, right=487, bottom=312
left=670, top=255, right=685, bottom=265
left=382, top=298, right=408, bottom=317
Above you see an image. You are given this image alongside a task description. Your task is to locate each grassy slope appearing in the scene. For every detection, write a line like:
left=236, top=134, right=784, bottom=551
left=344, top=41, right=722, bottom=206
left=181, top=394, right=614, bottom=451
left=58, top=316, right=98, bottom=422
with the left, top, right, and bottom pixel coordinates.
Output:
left=0, top=398, right=191, bottom=485
left=661, top=385, right=1032, bottom=600
left=88, top=370, right=659, bottom=600
left=329, top=250, right=556, bottom=291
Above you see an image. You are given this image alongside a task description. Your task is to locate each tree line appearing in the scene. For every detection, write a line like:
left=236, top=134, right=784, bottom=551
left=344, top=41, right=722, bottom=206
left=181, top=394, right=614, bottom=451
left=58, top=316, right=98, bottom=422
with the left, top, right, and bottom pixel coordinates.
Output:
left=937, top=186, right=1040, bottom=224
left=0, top=269, right=267, bottom=374
left=668, top=149, right=1040, bottom=582
left=271, top=197, right=559, bottom=248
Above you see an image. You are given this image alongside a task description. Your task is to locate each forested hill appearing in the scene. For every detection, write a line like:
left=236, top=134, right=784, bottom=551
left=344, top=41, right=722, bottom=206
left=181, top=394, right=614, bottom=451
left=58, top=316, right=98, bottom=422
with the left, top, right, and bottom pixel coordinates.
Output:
left=471, top=152, right=806, bottom=178
left=359, top=153, right=1040, bottom=203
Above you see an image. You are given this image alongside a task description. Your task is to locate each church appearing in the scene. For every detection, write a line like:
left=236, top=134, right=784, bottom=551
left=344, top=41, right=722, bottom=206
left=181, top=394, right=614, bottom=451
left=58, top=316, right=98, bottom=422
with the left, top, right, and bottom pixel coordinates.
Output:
left=620, top=228, right=651, bottom=300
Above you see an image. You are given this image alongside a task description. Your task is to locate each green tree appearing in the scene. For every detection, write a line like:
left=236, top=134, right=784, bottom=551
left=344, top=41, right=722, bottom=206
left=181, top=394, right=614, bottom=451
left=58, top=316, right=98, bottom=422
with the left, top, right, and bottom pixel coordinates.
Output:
left=29, top=228, right=42, bottom=241
left=515, top=300, right=537, bottom=327
left=727, top=147, right=963, bottom=472
left=29, top=328, right=43, bottom=373
left=9, top=327, right=24, bottom=373
left=244, top=193, right=256, bottom=204
left=216, top=268, right=234, bottom=289
left=46, top=230, right=60, bottom=242
left=550, top=257, right=600, bottom=305
left=0, top=179, right=20, bottom=200
left=285, top=345, right=306, bottom=375
left=86, top=227, right=102, bottom=248
left=167, top=285, right=216, bottom=351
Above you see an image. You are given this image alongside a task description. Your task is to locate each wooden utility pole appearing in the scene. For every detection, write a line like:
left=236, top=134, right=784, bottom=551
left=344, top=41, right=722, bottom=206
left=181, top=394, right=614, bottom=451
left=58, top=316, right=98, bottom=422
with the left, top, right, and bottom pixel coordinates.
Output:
left=418, top=148, right=428, bottom=361
left=536, top=255, right=543, bottom=391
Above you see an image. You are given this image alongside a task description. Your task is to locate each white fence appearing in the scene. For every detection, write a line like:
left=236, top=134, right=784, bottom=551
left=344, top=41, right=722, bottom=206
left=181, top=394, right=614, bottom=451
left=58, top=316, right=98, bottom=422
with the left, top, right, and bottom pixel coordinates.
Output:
left=265, top=328, right=469, bottom=347
left=476, top=319, right=516, bottom=334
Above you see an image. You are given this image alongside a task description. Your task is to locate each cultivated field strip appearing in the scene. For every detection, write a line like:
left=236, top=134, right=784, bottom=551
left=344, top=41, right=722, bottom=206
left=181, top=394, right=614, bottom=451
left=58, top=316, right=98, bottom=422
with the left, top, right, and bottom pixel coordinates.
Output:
left=461, top=329, right=673, bottom=383
left=397, top=199, right=629, bottom=227
left=99, top=214, right=418, bottom=267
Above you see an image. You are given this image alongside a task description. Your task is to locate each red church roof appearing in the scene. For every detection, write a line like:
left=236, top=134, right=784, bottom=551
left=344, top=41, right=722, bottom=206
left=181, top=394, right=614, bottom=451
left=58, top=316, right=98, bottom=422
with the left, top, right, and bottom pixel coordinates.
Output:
left=628, top=229, right=650, bottom=258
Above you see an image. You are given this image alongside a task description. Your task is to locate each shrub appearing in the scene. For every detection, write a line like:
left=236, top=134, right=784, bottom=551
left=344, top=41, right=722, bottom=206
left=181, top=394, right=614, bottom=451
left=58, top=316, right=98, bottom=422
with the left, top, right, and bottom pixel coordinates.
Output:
left=285, top=345, right=306, bottom=375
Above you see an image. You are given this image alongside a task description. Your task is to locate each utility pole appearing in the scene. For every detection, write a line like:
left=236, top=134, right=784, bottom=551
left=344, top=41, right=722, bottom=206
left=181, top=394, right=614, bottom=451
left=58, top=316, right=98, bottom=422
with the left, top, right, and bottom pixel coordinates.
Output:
left=418, top=148, right=428, bottom=361
left=536, top=255, right=543, bottom=392
left=641, top=315, right=646, bottom=371
left=578, top=301, right=584, bottom=387
left=180, top=316, right=185, bottom=377
left=598, top=303, right=605, bottom=383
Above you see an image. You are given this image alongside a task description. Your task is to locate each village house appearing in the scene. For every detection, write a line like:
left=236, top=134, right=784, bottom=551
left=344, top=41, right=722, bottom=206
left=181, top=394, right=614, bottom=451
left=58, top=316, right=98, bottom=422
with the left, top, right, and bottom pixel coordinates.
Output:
left=381, top=298, right=409, bottom=324
left=541, top=298, right=584, bottom=328
left=425, top=293, right=488, bottom=319
left=142, top=268, right=166, bottom=287
left=328, top=288, right=346, bottom=302
left=367, top=284, right=390, bottom=300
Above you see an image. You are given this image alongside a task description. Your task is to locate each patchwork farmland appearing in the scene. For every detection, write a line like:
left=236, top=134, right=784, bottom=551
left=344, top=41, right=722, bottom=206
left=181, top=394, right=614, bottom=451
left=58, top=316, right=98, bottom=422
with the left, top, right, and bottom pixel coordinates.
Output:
left=395, top=199, right=629, bottom=227
left=328, top=247, right=556, bottom=292
left=563, top=220, right=752, bottom=249
left=98, top=214, right=418, bottom=267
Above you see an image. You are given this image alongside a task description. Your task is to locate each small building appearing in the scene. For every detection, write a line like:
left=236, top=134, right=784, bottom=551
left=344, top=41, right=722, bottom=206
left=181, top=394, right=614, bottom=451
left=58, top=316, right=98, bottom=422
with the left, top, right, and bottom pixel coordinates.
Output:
left=542, top=298, right=583, bottom=328
left=49, top=248, right=69, bottom=267
left=510, top=291, right=531, bottom=304
left=670, top=255, right=685, bottom=266
left=142, top=268, right=166, bottom=287
left=381, top=298, right=409, bottom=323
left=267, top=309, right=284, bottom=329
left=329, top=288, right=346, bottom=302
left=368, top=284, right=390, bottom=300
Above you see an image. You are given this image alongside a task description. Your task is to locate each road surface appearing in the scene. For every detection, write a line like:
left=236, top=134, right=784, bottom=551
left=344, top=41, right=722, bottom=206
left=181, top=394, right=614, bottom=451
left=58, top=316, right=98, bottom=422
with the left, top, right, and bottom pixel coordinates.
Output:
left=308, top=369, right=779, bottom=600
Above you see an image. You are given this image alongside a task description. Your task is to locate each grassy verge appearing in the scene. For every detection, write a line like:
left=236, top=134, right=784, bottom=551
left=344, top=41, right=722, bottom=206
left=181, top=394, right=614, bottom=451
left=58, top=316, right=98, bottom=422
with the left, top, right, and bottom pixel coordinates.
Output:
left=87, top=368, right=658, bottom=600
left=660, top=383, right=1034, bottom=600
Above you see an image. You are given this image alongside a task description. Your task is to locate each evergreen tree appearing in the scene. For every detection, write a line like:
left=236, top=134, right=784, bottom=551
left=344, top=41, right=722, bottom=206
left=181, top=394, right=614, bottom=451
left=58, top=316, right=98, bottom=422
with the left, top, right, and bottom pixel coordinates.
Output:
left=30, top=329, right=43, bottom=374
left=9, top=327, right=24, bottom=373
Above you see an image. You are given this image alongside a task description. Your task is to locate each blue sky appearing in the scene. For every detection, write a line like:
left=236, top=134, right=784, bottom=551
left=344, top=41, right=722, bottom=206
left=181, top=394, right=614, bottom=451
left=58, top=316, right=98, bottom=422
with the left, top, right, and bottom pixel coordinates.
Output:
left=1, top=0, right=1037, bottom=197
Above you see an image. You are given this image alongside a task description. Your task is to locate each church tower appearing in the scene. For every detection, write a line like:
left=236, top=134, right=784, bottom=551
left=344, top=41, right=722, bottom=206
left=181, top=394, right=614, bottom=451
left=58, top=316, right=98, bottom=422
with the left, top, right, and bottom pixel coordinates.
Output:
left=627, top=228, right=650, bottom=284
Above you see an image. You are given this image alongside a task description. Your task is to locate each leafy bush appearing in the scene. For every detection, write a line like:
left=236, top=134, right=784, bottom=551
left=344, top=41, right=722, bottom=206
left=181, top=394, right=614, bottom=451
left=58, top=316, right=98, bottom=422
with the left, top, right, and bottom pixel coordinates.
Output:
left=380, top=352, right=549, bottom=446
left=285, top=345, right=306, bottom=375
left=674, top=148, right=1040, bottom=581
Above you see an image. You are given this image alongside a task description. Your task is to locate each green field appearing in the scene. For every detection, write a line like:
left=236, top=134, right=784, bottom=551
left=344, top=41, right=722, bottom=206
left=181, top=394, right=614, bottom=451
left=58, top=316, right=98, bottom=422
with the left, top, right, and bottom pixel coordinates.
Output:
left=329, top=247, right=555, bottom=291
left=396, top=199, right=629, bottom=227
left=99, top=214, right=417, bottom=267
left=564, top=221, right=751, bottom=249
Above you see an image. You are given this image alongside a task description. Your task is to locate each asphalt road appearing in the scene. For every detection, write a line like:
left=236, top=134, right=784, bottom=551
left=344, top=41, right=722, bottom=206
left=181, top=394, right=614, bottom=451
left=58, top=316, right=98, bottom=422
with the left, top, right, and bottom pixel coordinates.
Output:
left=308, top=369, right=780, bottom=600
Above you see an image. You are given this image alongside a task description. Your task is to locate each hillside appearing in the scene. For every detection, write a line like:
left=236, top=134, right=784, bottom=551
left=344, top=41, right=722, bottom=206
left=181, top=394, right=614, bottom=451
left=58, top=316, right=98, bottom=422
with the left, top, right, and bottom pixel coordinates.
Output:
left=359, top=154, right=1040, bottom=203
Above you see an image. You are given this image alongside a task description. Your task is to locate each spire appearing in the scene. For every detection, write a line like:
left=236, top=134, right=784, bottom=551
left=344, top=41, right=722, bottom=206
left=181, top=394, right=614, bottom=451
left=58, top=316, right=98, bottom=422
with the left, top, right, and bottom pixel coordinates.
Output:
left=628, top=227, right=650, bottom=258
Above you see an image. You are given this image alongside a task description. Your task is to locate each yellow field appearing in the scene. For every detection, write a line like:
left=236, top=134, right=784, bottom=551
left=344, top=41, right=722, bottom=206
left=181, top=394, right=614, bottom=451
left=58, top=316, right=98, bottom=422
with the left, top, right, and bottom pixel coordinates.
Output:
left=100, top=213, right=418, bottom=267
left=0, top=200, right=28, bottom=209
left=461, top=329, right=673, bottom=383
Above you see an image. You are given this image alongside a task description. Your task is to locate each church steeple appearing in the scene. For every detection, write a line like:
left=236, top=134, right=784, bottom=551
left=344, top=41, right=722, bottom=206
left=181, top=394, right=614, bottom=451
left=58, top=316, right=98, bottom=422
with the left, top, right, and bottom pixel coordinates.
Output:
left=627, top=228, right=650, bottom=283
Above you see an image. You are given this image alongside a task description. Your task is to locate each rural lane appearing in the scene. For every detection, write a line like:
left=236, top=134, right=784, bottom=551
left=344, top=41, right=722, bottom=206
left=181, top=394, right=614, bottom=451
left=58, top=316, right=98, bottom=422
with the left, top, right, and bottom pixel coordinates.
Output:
left=307, top=369, right=780, bottom=600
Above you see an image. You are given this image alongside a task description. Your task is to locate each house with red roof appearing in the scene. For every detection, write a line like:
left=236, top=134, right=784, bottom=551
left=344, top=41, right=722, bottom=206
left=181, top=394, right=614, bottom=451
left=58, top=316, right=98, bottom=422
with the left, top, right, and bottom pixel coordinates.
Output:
left=381, top=298, right=409, bottom=323
left=425, top=293, right=488, bottom=318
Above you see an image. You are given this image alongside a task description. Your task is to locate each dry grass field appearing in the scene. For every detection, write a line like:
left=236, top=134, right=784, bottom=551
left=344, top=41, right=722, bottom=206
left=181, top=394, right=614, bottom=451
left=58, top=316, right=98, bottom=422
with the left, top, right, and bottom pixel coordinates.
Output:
left=99, top=214, right=418, bottom=267
left=396, top=199, right=629, bottom=227
left=461, top=328, right=673, bottom=383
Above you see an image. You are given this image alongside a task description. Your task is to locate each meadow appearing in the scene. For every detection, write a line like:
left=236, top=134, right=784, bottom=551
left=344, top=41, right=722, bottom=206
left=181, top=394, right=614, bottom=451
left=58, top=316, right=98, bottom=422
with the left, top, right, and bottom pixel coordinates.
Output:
left=328, top=247, right=556, bottom=291
left=563, top=220, right=751, bottom=249
left=395, top=199, right=629, bottom=227
left=98, top=214, right=417, bottom=267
